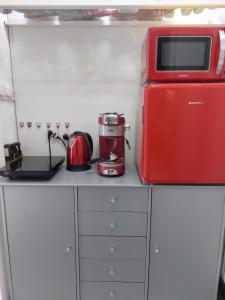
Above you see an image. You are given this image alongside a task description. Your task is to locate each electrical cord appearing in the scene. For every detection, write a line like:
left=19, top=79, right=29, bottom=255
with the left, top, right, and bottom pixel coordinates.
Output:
left=48, top=130, right=52, bottom=170
left=48, top=130, right=67, bottom=149
left=48, top=130, right=67, bottom=170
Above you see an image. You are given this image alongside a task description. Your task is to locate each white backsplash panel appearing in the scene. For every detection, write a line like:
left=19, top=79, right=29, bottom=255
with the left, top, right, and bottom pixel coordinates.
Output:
left=0, top=20, right=14, bottom=100
left=0, top=19, right=17, bottom=168
left=0, top=100, right=17, bottom=167
left=10, top=25, right=148, bottom=162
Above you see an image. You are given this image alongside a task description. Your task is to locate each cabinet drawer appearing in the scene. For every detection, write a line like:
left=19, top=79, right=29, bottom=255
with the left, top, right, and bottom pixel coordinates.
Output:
left=78, top=187, right=148, bottom=212
left=80, top=259, right=146, bottom=282
left=79, top=236, right=146, bottom=260
left=79, top=212, right=147, bottom=236
left=80, top=282, right=145, bottom=300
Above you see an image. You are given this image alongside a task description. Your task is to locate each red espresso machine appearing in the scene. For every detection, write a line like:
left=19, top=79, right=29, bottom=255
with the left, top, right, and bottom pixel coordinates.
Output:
left=98, top=113, right=130, bottom=176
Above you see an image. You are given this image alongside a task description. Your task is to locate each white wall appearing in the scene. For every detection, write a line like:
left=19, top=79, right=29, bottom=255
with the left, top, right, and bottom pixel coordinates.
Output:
left=0, top=19, right=17, bottom=169
left=8, top=9, right=225, bottom=160
left=0, top=20, right=13, bottom=99
left=9, top=25, right=148, bottom=161
left=0, top=100, right=17, bottom=166
left=0, top=100, right=17, bottom=145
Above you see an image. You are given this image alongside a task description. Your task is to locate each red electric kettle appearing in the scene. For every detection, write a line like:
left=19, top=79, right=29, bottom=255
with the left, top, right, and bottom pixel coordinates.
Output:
left=63, top=131, right=93, bottom=171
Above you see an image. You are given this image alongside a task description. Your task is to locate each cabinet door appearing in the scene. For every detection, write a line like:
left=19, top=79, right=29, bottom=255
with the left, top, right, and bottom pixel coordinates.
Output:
left=4, top=186, right=76, bottom=300
left=149, top=187, right=225, bottom=300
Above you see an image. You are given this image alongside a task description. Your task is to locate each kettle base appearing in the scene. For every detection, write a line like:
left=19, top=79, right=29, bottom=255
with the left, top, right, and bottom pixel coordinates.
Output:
left=67, top=164, right=92, bottom=172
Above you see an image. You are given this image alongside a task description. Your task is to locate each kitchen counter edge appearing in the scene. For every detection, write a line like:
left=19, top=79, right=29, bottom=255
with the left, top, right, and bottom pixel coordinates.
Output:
left=0, top=163, right=147, bottom=187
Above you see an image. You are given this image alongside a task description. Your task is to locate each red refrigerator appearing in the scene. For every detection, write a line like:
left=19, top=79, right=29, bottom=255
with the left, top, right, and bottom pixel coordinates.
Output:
left=136, top=82, right=225, bottom=184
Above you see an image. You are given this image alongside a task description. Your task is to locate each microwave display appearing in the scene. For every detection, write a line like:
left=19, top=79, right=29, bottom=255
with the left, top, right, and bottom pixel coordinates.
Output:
left=157, top=37, right=211, bottom=71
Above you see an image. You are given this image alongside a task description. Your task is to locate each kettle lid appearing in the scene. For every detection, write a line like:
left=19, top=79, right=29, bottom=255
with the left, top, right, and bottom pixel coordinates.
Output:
left=72, top=131, right=86, bottom=136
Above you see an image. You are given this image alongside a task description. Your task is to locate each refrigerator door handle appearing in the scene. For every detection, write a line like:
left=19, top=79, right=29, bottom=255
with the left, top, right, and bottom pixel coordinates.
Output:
left=216, top=30, right=225, bottom=75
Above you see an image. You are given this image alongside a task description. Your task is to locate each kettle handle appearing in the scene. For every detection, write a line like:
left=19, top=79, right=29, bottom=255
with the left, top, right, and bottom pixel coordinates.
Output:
left=85, top=133, right=93, bottom=157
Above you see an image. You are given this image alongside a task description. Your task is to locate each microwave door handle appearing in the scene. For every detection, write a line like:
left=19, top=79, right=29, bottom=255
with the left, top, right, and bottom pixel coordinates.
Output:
left=216, top=30, right=225, bottom=75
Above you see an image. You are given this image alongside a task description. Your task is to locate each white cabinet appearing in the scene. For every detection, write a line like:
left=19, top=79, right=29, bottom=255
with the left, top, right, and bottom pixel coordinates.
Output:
left=1, top=184, right=225, bottom=300
left=149, top=187, right=225, bottom=300
left=3, top=186, right=77, bottom=300
left=78, top=186, right=150, bottom=300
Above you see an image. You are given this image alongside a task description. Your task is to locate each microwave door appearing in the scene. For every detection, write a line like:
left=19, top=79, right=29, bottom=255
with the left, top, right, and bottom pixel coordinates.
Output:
left=216, top=30, right=225, bottom=78
left=142, top=82, right=225, bottom=184
left=157, top=36, right=211, bottom=72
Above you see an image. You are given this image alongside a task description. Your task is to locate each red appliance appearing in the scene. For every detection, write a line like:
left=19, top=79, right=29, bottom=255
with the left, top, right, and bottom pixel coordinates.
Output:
left=98, top=113, right=130, bottom=176
left=65, top=131, right=93, bottom=171
left=142, top=27, right=225, bottom=83
left=137, top=27, right=225, bottom=184
left=136, top=82, right=225, bottom=184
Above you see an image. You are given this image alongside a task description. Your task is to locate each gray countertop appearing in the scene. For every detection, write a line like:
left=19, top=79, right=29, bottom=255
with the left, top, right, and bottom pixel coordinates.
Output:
left=0, top=163, right=146, bottom=187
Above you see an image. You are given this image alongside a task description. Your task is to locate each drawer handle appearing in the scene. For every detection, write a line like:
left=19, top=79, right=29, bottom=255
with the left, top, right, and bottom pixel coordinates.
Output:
left=110, top=221, right=117, bottom=228
left=66, top=245, right=72, bottom=253
left=154, top=247, right=160, bottom=254
left=110, top=197, right=117, bottom=204
left=110, top=246, right=116, bottom=253
left=110, top=290, right=115, bottom=297
left=110, top=269, right=116, bottom=276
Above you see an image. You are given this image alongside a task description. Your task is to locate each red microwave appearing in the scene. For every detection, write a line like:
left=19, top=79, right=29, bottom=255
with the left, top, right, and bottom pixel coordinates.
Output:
left=142, top=27, right=225, bottom=82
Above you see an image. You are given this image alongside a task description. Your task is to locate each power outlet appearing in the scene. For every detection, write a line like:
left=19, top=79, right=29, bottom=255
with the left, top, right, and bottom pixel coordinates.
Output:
left=46, top=122, right=51, bottom=129
left=65, top=122, right=70, bottom=129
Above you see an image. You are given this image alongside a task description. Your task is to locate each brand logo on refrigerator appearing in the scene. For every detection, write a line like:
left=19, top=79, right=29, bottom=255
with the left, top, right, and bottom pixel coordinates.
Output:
left=188, top=101, right=204, bottom=105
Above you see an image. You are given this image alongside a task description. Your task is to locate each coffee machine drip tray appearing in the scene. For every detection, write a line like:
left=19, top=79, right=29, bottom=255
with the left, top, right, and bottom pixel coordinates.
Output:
left=0, top=156, right=65, bottom=179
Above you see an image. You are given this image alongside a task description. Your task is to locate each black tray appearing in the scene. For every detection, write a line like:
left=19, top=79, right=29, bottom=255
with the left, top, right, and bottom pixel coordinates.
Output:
left=0, top=156, right=65, bottom=179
